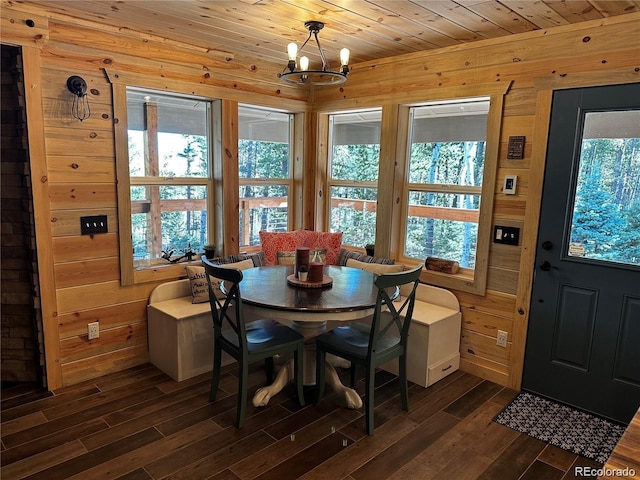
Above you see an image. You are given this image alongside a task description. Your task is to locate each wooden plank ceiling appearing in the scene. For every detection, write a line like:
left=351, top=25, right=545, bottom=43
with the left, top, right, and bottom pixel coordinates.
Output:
left=16, top=0, right=640, bottom=70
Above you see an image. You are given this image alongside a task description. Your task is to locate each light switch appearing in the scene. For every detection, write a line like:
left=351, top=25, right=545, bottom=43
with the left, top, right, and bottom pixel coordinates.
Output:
left=493, top=225, right=520, bottom=245
left=80, top=215, right=108, bottom=235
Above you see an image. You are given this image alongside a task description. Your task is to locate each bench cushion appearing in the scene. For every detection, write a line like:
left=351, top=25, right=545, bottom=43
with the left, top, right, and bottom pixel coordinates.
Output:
left=346, top=258, right=404, bottom=274
left=410, top=300, right=460, bottom=326
left=149, top=279, right=192, bottom=304
left=148, top=296, right=211, bottom=319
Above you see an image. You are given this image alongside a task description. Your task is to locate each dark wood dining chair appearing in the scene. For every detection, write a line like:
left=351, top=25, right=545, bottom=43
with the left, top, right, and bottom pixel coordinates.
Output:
left=314, top=264, right=424, bottom=434
left=202, top=258, right=305, bottom=428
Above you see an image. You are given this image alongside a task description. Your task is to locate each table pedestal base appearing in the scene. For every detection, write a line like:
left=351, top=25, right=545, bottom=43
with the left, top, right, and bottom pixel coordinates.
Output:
left=252, top=359, right=363, bottom=410
left=243, top=306, right=368, bottom=410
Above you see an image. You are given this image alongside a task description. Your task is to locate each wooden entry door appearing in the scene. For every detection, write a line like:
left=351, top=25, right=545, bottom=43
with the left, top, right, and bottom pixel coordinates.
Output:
left=523, top=83, right=640, bottom=424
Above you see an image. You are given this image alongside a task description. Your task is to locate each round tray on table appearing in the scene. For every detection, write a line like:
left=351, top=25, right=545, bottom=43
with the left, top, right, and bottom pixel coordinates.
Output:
left=286, top=274, right=333, bottom=288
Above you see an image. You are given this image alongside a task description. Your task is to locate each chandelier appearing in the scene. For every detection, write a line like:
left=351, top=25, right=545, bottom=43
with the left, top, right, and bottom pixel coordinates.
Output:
left=281, top=21, right=350, bottom=86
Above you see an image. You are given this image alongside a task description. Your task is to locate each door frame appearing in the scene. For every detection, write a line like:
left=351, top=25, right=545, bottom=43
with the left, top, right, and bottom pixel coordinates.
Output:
left=21, top=45, right=63, bottom=389
left=510, top=77, right=640, bottom=391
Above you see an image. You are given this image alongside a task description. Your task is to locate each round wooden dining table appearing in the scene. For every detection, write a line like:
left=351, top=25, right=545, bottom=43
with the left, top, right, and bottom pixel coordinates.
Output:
left=240, top=265, right=378, bottom=325
left=238, top=265, right=381, bottom=409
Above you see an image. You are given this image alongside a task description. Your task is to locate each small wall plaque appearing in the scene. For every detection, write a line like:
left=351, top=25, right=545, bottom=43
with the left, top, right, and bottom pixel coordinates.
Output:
left=507, top=135, right=525, bottom=159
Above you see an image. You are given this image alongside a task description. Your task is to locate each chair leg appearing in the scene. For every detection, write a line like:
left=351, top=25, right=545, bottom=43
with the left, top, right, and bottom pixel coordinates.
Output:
left=349, top=363, right=357, bottom=387
left=295, top=344, right=305, bottom=406
left=314, top=345, right=326, bottom=404
left=265, top=356, right=274, bottom=384
left=209, top=345, right=222, bottom=402
left=236, top=362, right=249, bottom=428
left=399, top=354, right=409, bottom=411
left=365, top=365, right=376, bottom=435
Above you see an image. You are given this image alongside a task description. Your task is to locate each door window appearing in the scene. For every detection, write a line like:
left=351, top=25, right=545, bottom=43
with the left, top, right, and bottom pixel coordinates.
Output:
left=568, top=110, right=640, bottom=267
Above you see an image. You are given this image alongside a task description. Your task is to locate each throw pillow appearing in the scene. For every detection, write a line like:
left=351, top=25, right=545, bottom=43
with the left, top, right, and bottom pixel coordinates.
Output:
left=187, top=259, right=255, bottom=303
left=338, top=248, right=396, bottom=266
left=185, top=265, right=209, bottom=304
left=247, top=250, right=266, bottom=267
left=206, top=253, right=250, bottom=264
left=313, top=232, right=342, bottom=265
left=277, top=251, right=296, bottom=265
left=259, top=231, right=297, bottom=265
left=299, top=230, right=342, bottom=265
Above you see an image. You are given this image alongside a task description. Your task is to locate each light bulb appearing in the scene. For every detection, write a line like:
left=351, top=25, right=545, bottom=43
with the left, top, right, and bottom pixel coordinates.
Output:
left=287, top=42, right=298, bottom=61
left=300, top=56, right=309, bottom=71
left=340, top=48, right=350, bottom=66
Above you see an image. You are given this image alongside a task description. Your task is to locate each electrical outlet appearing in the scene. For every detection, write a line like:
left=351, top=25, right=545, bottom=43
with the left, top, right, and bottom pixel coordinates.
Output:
left=497, top=330, right=508, bottom=347
left=88, top=321, right=99, bottom=340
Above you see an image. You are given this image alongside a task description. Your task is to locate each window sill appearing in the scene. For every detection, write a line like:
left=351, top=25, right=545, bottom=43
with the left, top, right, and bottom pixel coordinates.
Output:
left=400, top=257, right=484, bottom=295
left=131, top=259, right=202, bottom=285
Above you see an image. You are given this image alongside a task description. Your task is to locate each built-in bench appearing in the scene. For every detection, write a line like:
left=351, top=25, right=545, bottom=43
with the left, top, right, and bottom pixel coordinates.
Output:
left=147, top=248, right=461, bottom=386
left=381, top=283, right=461, bottom=387
left=147, top=254, right=259, bottom=381
left=147, top=278, right=216, bottom=382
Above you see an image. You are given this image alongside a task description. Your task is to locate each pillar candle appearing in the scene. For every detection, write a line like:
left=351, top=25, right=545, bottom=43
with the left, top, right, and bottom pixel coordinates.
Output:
left=308, top=249, right=324, bottom=283
left=308, top=261, right=324, bottom=283
left=294, top=247, right=310, bottom=275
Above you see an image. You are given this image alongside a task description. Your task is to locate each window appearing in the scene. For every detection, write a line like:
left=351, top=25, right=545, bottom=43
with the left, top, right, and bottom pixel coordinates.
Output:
left=116, top=87, right=218, bottom=283
left=404, top=98, right=489, bottom=266
left=328, top=109, right=382, bottom=247
left=238, top=105, right=293, bottom=247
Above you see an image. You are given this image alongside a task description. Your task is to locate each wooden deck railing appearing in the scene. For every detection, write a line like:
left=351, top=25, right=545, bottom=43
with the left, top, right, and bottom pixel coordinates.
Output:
left=132, top=196, right=479, bottom=247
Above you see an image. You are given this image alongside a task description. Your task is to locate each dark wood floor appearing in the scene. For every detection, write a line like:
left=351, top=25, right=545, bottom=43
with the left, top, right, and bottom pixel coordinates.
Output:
left=1, top=362, right=603, bottom=480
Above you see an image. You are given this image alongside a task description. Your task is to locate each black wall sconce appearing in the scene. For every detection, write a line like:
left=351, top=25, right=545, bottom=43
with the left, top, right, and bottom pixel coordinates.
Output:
left=66, top=75, right=91, bottom=121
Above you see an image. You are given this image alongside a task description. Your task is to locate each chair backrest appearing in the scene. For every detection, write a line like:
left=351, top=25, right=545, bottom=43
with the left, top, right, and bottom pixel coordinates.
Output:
left=202, top=257, right=247, bottom=351
left=369, top=264, right=424, bottom=358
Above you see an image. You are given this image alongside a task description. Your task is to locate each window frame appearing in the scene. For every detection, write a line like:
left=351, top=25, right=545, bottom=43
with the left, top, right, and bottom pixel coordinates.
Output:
left=398, top=91, right=507, bottom=295
left=237, top=104, right=295, bottom=248
left=113, top=84, right=219, bottom=285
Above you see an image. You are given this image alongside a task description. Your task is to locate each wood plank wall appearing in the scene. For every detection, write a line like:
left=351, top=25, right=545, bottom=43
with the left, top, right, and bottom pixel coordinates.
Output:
left=1, top=3, right=309, bottom=389
left=1, top=3, right=639, bottom=389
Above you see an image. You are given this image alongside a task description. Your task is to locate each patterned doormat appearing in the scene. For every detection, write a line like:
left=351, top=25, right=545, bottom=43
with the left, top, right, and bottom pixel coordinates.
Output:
left=493, top=392, right=626, bottom=464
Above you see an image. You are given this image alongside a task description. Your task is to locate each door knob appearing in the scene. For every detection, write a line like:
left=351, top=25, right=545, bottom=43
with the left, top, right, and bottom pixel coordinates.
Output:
left=539, top=261, right=558, bottom=271
left=542, top=241, right=553, bottom=250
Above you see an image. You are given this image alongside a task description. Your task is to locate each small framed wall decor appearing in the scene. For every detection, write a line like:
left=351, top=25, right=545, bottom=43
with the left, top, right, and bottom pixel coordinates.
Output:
left=503, top=174, right=518, bottom=194
left=507, top=136, right=525, bottom=159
